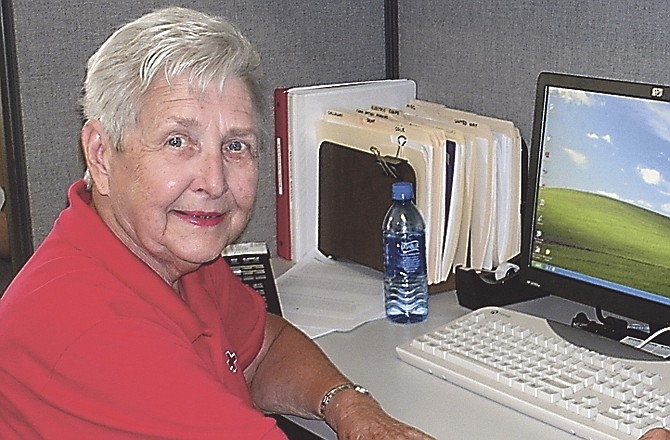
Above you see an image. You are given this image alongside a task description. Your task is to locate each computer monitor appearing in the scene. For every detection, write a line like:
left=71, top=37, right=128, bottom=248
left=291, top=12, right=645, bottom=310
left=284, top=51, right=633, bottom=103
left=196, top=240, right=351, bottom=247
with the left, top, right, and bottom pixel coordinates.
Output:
left=520, top=72, right=670, bottom=332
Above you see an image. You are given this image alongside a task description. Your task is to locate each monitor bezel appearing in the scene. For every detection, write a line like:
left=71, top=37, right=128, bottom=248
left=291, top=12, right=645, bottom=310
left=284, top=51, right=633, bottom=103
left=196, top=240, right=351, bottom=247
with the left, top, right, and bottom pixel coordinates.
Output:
left=519, top=71, right=670, bottom=328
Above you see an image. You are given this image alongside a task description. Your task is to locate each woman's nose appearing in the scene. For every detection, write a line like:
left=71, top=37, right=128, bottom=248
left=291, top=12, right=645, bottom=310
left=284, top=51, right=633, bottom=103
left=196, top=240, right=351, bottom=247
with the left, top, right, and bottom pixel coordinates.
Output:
left=194, top=152, right=228, bottom=198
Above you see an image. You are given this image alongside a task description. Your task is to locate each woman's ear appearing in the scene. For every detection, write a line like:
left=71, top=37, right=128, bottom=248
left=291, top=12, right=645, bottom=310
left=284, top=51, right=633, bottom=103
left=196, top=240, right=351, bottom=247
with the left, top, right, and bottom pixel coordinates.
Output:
left=81, top=119, right=113, bottom=195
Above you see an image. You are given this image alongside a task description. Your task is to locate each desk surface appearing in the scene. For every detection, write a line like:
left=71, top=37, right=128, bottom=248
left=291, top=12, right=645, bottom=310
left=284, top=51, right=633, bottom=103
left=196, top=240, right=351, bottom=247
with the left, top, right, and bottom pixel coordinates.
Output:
left=289, top=291, right=592, bottom=439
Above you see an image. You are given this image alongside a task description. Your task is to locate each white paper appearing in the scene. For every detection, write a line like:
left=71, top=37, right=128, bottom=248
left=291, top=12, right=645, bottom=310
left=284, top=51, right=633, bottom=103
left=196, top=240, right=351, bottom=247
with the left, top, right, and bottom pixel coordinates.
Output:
left=276, top=249, right=385, bottom=338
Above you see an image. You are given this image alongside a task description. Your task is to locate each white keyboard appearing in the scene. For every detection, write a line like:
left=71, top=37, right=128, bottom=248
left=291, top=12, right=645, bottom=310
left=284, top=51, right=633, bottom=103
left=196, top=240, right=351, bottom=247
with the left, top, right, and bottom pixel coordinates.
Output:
left=396, top=306, right=670, bottom=440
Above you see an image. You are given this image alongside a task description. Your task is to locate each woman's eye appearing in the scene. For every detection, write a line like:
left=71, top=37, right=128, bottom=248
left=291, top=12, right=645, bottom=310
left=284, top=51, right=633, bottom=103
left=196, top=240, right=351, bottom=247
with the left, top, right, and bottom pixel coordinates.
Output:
left=167, top=136, right=185, bottom=149
left=224, top=140, right=258, bottom=160
left=227, top=140, right=246, bottom=153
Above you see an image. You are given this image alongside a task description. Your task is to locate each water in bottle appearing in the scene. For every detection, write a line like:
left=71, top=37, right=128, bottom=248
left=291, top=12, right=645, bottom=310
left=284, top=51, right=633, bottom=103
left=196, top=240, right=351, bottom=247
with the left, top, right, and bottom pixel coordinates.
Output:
left=382, top=181, right=429, bottom=323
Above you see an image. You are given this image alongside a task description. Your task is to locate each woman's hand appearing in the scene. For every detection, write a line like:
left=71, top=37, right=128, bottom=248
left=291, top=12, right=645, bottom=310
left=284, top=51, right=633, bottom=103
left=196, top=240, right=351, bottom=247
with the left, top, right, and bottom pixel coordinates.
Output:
left=640, top=428, right=670, bottom=440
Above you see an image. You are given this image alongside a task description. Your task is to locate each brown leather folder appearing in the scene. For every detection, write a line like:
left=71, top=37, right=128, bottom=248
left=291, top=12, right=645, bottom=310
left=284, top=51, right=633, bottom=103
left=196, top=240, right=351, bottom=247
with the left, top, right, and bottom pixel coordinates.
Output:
left=317, top=140, right=417, bottom=272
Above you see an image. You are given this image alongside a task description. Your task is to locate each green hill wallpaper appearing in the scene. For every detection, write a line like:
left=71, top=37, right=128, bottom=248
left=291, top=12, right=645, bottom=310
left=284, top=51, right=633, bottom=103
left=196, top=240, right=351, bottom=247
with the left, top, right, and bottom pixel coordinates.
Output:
left=535, top=188, right=670, bottom=297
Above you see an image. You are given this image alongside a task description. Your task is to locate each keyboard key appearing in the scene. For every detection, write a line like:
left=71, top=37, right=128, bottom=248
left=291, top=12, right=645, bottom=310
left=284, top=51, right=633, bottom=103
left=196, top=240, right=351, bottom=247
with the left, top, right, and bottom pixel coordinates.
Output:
left=595, top=411, right=622, bottom=429
left=444, top=352, right=501, bottom=381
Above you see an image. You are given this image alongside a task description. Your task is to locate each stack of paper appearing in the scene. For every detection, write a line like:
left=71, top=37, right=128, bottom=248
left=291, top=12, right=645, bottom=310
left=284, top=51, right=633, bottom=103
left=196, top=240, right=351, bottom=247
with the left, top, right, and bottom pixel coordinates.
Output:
left=402, top=100, right=523, bottom=273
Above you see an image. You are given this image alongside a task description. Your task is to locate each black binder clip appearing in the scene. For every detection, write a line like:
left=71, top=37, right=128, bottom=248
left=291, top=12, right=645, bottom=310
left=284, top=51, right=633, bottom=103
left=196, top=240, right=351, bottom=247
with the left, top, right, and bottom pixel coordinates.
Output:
left=370, top=146, right=403, bottom=178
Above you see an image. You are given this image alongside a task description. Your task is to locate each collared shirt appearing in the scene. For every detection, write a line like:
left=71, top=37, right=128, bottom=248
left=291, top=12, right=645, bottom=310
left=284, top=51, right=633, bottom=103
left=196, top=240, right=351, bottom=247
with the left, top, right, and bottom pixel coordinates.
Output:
left=0, top=180, right=287, bottom=439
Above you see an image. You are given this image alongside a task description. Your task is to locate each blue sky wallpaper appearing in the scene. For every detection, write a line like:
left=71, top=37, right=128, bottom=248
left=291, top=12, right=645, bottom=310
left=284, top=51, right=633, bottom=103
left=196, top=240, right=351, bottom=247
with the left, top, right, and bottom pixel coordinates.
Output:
left=540, top=87, right=670, bottom=219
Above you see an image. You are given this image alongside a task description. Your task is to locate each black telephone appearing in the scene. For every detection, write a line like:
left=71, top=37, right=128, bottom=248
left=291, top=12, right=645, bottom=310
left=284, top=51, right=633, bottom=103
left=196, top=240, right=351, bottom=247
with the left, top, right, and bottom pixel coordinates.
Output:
left=221, top=242, right=283, bottom=316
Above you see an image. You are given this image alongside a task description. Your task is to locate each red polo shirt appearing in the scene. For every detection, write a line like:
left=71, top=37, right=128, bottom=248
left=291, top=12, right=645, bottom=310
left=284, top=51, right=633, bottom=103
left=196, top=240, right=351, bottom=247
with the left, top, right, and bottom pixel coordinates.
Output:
left=0, top=181, right=288, bottom=439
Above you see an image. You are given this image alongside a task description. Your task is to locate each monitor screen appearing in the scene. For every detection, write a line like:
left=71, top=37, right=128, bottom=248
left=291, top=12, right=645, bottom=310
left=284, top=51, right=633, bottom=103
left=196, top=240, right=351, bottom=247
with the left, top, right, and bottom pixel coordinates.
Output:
left=521, top=72, right=670, bottom=328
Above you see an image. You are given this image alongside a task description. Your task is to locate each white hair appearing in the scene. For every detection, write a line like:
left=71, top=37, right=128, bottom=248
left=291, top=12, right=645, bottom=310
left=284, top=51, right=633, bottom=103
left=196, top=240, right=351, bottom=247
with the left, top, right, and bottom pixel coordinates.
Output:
left=80, top=7, right=265, bottom=187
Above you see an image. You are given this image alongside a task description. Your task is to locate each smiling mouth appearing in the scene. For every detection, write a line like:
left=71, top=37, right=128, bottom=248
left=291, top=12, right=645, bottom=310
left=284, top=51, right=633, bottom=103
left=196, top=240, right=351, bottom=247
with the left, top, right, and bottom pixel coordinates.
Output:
left=174, top=210, right=225, bottom=226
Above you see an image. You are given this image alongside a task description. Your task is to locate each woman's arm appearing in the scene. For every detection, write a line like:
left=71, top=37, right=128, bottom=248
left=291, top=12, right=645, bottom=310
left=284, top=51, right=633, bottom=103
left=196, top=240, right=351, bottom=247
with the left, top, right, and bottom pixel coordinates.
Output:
left=244, top=314, right=434, bottom=439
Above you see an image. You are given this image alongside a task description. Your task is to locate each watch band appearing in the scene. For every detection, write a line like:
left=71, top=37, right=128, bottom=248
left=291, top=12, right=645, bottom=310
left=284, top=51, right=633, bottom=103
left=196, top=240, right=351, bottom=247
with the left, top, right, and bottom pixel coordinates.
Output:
left=319, top=383, right=370, bottom=417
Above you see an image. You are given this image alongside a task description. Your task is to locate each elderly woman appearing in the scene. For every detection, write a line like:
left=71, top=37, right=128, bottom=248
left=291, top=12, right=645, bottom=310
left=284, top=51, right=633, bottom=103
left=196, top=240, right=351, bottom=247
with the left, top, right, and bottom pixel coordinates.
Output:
left=0, top=7, right=432, bottom=440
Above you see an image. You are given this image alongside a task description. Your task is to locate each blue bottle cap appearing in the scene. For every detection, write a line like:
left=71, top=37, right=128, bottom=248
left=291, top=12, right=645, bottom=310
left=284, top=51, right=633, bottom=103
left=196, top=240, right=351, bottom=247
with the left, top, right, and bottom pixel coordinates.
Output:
left=391, top=181, right=414, bottom=201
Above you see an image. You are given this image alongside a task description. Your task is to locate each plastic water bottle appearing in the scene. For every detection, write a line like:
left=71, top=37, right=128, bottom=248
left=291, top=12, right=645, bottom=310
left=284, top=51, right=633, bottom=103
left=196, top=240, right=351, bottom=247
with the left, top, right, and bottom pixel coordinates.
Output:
left=382, top=181, right=429, bottom=323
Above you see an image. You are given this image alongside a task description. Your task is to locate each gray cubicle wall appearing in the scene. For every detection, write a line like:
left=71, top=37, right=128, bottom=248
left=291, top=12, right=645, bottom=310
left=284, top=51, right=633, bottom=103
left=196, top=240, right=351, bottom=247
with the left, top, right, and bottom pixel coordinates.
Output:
left=12, top=0, right=670, bottom=260
left=398, top=0, right=670, bottom=146
left=10, top=0, right=386, bottom=253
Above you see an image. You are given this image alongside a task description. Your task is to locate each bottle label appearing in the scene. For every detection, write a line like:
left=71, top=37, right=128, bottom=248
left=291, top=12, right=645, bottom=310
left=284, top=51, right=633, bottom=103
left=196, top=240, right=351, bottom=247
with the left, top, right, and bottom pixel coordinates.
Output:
left=383, top=231, right=427, bottom=277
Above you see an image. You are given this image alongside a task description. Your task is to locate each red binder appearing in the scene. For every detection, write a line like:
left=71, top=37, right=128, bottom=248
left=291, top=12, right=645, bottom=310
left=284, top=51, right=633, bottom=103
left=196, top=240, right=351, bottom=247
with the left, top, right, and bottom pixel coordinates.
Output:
left=274, top=88, right=291, bottom=259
